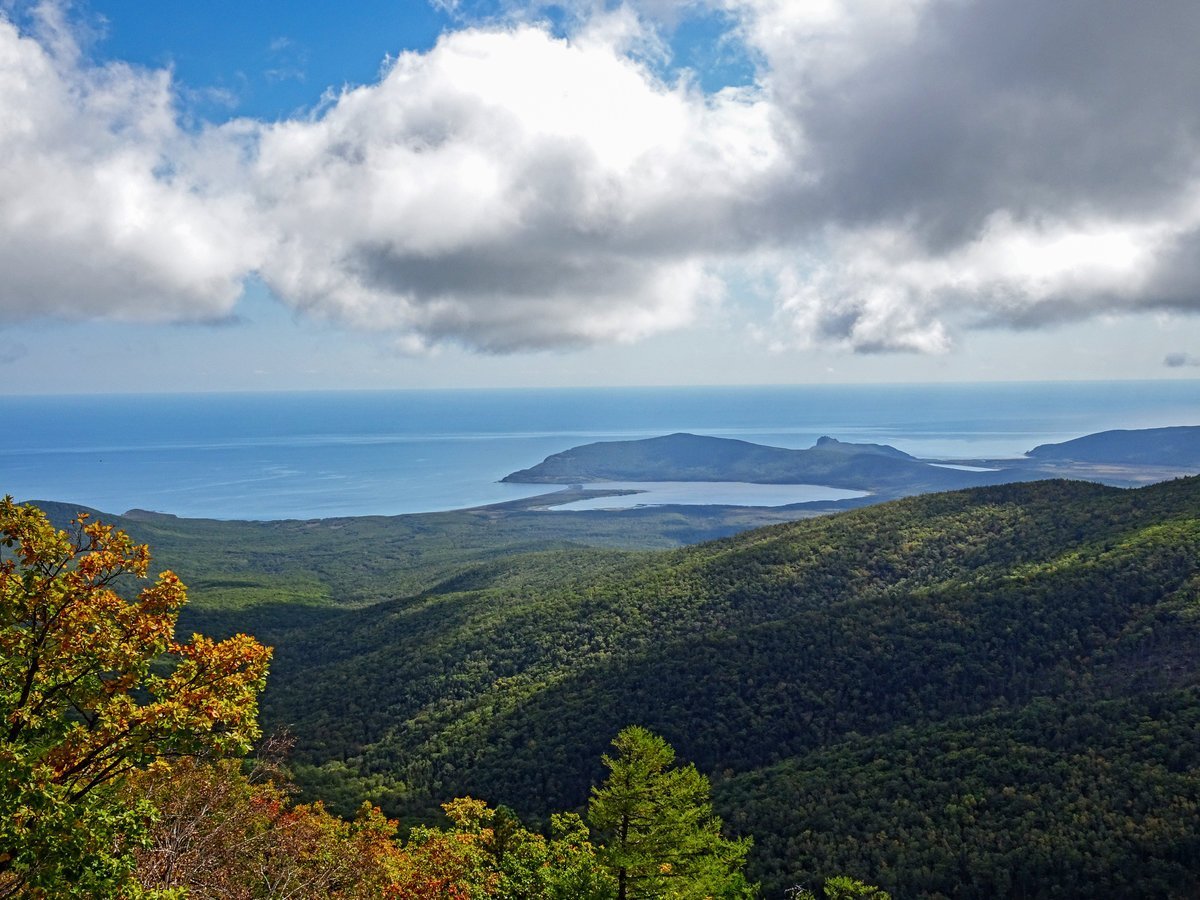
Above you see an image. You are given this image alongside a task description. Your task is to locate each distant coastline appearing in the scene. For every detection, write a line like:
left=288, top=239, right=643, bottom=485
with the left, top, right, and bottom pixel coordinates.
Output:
left=502, top=427, right=1200, bottom=502
left=3, top=381, right=1196, bottom=520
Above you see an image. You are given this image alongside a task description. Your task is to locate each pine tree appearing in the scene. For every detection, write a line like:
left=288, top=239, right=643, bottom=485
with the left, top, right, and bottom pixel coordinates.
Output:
left=588, top=726, right=755, bottom=900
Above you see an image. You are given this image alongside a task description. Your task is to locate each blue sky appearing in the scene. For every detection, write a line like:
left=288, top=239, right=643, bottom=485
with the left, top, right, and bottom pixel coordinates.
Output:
left=64, top=1, right=450, bottom=120
left=2, top=0, right=1200, bottom=392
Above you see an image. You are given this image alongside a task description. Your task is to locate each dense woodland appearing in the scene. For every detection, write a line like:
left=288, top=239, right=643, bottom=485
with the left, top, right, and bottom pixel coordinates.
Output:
left=11, top=476, right=1200, bottom=896
left=2, top=502, right=769, bottom=899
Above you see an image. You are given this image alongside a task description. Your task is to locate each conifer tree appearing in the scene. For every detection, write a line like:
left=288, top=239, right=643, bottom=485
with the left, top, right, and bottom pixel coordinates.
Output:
left=588, top=726, right=755, bottom=900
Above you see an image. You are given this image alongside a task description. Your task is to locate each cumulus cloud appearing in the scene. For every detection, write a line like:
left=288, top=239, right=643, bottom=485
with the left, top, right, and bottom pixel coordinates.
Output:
left=0, top=5, right=262, bottom=325
left=723, top=0, right=1200, bottom=349
left=5, top=0, right=1200, bottom=355
left=248, top=15, right=781, bottom=350
left=0, top=4, right=782, bottom=351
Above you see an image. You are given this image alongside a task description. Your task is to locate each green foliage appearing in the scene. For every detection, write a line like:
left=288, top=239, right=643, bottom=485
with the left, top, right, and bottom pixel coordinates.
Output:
left=0, top=764, right=152, bottom=897
left=787, top=876, right=890, bottom=900
left=394, top=795, right=614, bottom=899
left=589, top=726, right=754, bottom=900
left=32, top=477, right=1200, bottom=897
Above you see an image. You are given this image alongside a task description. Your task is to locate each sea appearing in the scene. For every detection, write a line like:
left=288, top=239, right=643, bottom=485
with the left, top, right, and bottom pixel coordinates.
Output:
left=1, top=381, right=1196, bottom=521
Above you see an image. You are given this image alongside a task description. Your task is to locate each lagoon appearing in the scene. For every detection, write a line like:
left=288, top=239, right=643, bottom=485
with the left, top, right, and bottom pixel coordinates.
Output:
left=550, top=482, right=867, bottom=510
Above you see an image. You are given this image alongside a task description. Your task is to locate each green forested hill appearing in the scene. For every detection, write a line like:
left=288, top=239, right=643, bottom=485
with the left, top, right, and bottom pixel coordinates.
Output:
left=29, top=495, right=821, bottom=638
left=1028, top=425, right=1200, bottom=466
left=32, top=478, right=1200, bottom=897
left=246, top=478, right=1199, bottom=897
left=722, top=692, right=1200, bottom=897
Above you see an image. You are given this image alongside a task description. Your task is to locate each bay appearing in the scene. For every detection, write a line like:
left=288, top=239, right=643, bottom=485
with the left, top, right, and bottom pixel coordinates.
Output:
left=551, top=482, right=868, bottom=511
left=0, top=381, right=1195, bottom=520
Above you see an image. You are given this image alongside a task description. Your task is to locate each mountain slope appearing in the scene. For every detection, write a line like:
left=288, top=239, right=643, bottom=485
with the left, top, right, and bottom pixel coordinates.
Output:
left=37, top=478, right=1200, bottom=896
left=246, top=477, right=1200, bottom=897
left=1028, top=425, right=1200, bottom=466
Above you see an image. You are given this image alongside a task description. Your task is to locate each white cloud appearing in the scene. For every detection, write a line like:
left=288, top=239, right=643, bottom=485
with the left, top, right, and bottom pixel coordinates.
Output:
left=769, top=198, right=1200, bottom=352
left=0, top=9, right=261, bottom=325
left=6, top=0, right=1200, bottom=358
left=247, top=19, right=781, bottom=350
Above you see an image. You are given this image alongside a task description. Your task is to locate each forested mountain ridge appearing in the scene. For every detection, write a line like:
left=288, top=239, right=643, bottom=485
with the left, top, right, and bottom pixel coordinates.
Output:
left=245, top=477, right=1200, bottom=897
left=29, top=495, right=826, bottom=642
left=27, top=477, right=1200, bottom=896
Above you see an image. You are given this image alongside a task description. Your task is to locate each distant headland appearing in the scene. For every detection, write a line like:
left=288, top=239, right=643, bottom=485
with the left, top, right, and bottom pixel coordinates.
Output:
left=503, top=426, right=1200, bottom=501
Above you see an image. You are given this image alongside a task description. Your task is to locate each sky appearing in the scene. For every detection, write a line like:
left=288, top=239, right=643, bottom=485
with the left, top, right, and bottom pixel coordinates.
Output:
left=2, top=0, right=1200, bottom=392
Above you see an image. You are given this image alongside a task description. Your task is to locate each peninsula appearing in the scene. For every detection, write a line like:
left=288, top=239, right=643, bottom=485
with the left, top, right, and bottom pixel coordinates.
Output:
left=501, top=432, right=1033, bottom=499
left=503, top=426, right=1200, bottom=501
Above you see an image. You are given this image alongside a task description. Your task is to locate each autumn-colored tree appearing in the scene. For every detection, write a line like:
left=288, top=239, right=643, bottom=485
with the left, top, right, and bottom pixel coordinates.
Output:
left=131, top=755, right=281, bottom=898
left=393, top=796, right=613, bottom=900
left=0, top=498, right=271, bottom=897
left=394, top=798, right=499, bottom=900
left=130, top=750, right=407, bottom=899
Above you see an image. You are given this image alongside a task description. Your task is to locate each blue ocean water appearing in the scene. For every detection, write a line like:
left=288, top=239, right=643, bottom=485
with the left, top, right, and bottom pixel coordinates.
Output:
left=1, top=382, right=1196, bottom=520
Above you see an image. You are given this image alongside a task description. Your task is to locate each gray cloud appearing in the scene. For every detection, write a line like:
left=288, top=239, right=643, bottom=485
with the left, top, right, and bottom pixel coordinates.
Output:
left=5, top=1, right=1200, bottom=356
left=1165, top=352, right=1200, bottom=368
left=785, top=1, right=1200, bottom=238
left=718, top=0, right=1200, bottom=349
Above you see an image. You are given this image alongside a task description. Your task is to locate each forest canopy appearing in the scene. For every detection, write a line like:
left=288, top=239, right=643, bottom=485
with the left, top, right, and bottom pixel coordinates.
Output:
left=6, top=475, right=1200, bottom=897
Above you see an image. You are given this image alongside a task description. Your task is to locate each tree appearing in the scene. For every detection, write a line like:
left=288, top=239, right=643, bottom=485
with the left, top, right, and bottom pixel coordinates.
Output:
left=0, top=498, right=271, bottom=897
left=788, top=877, right=890, bottom=900
left=395, top=796, right=613, bottom=900
left=130, top=753, right=407, bottom=900
left=588, top=726, right=755, bottom=900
